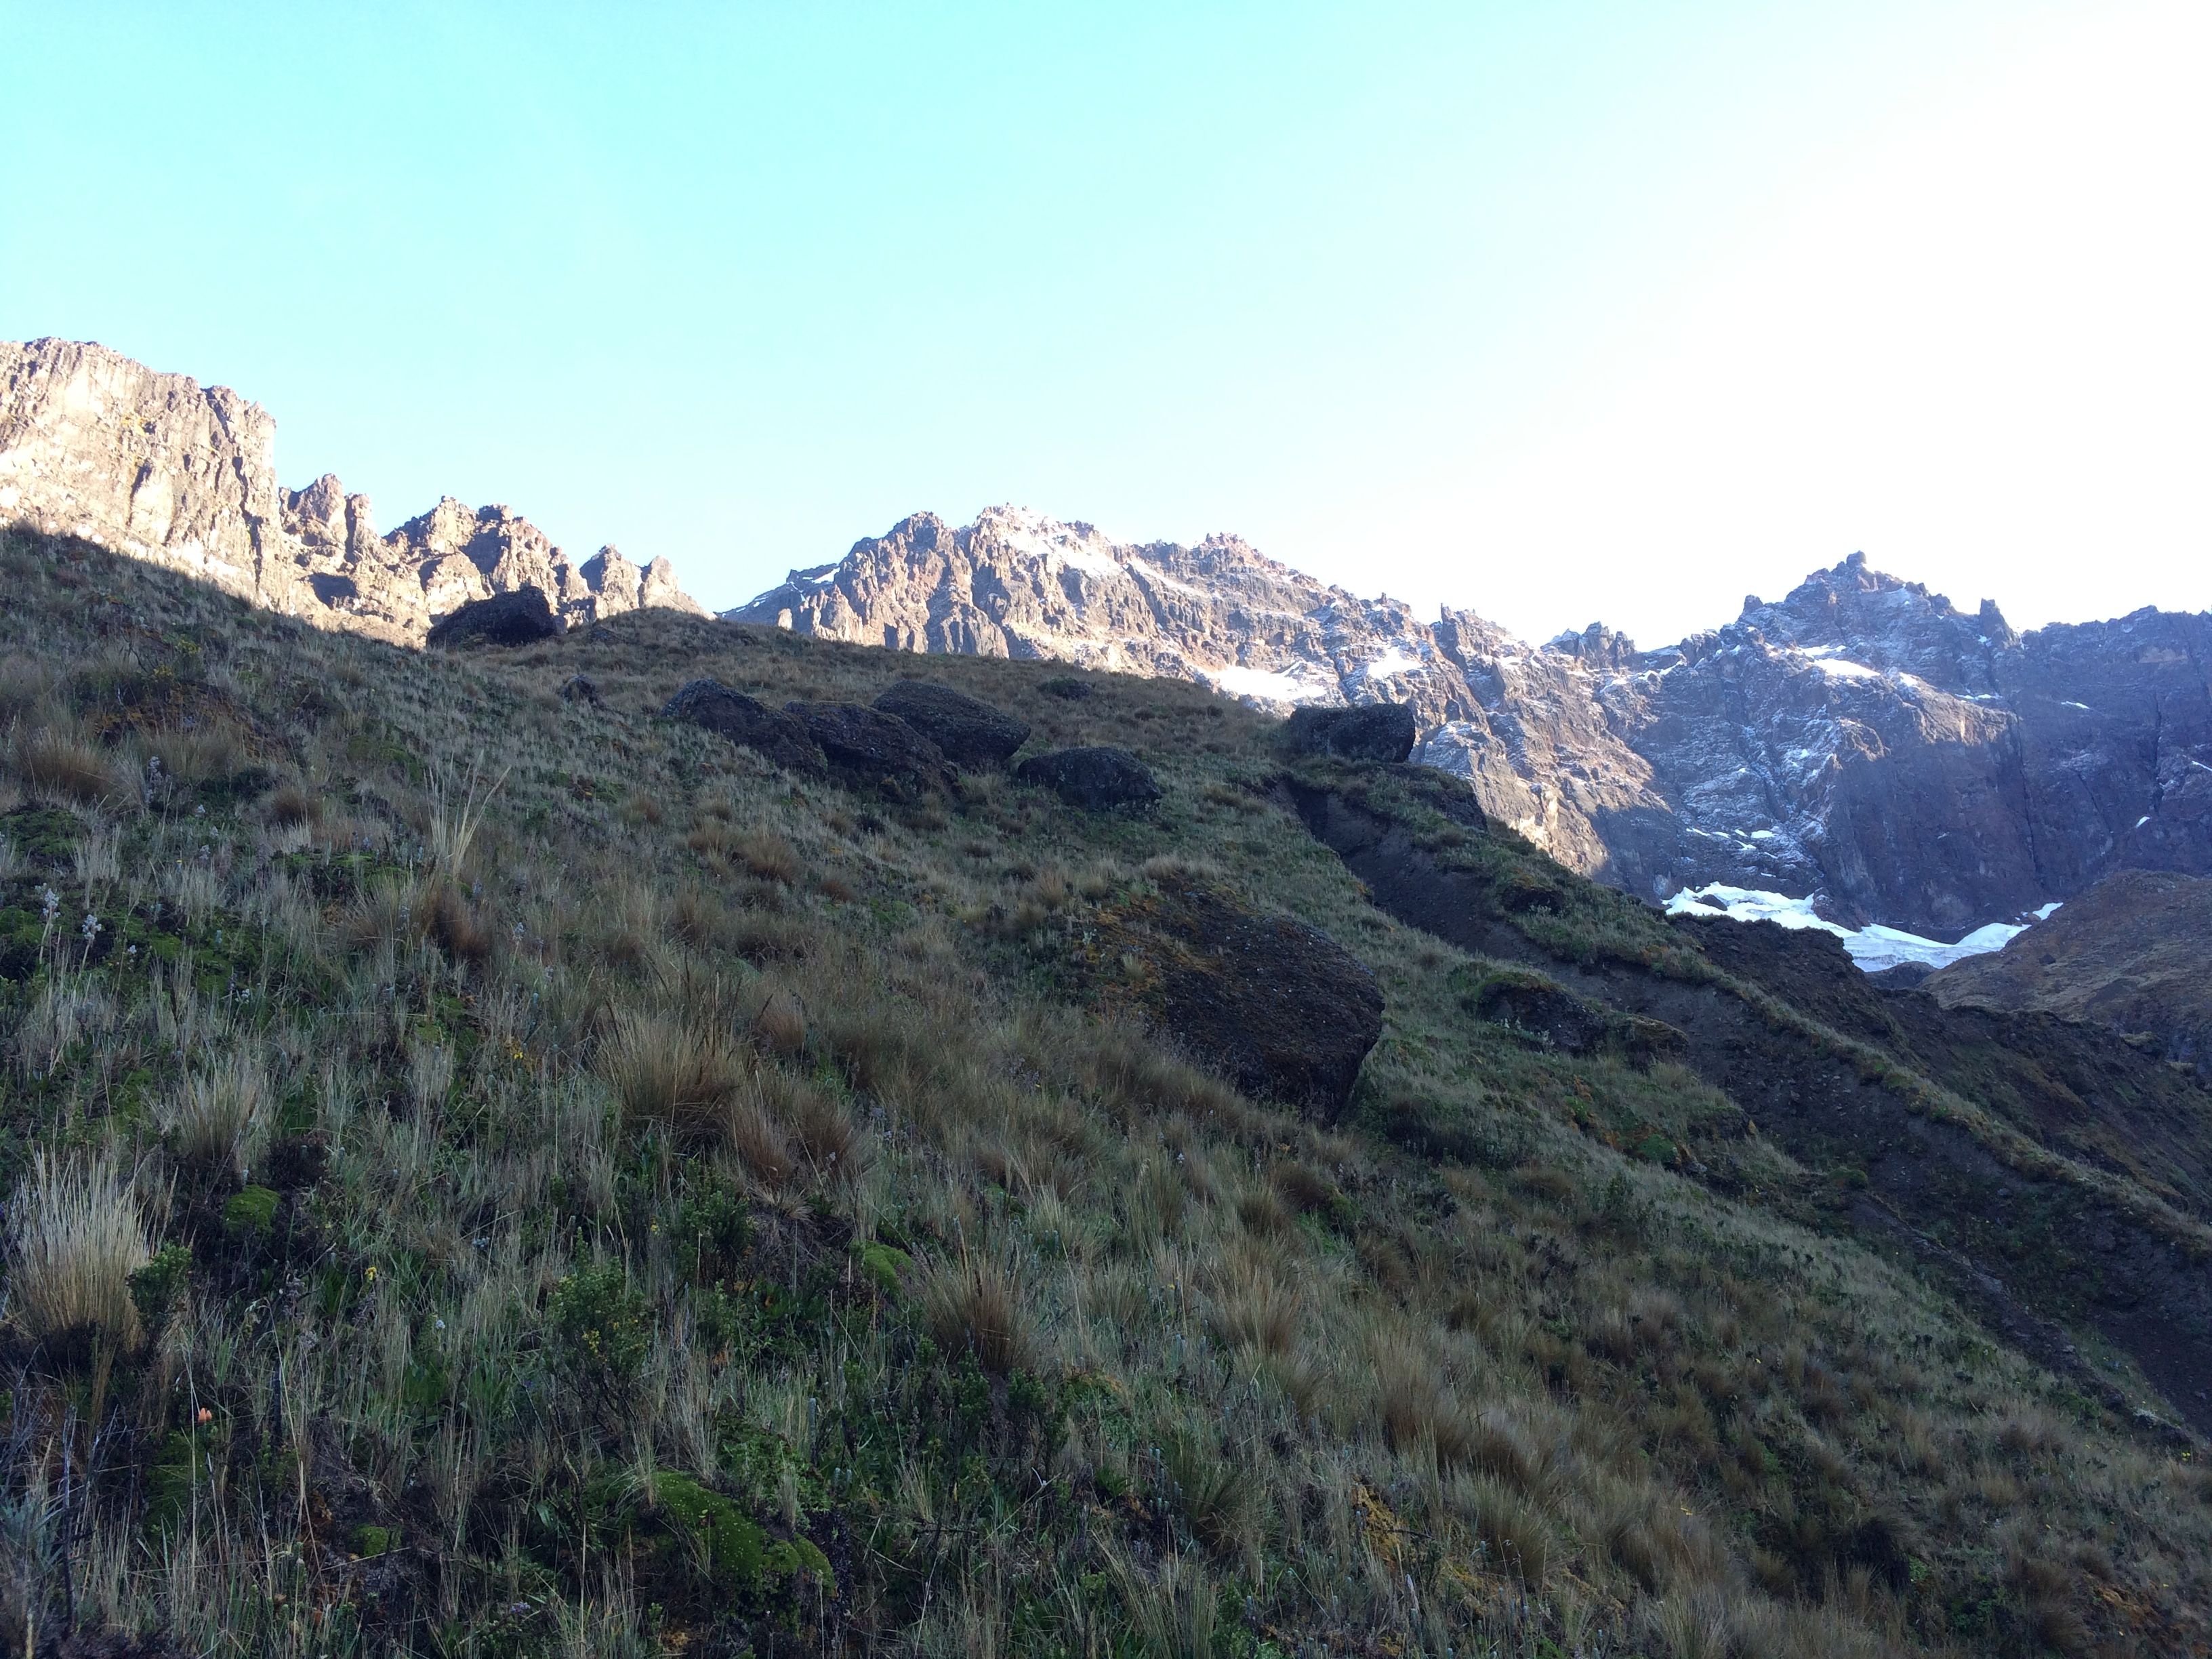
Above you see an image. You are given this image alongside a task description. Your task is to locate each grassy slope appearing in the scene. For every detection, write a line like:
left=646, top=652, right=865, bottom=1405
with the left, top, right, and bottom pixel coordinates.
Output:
left=1927, top=869, right=2212, bottom=1080
left=1, top=527, right=2209, bottom=1659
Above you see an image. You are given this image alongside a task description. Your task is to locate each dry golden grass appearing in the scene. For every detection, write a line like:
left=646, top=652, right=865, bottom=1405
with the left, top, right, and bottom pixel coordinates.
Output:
left=920, top=1250, right=1030, bottom=1375
left=163, top=1046, right=272, bottom=1176
left=747, top=987, right=808, bottom=1058
left=596, top=1006, right=745, bottom=1140
left=16, top=727, right=121, bottom=805
left=3, top=1150, right=149, bottom=1355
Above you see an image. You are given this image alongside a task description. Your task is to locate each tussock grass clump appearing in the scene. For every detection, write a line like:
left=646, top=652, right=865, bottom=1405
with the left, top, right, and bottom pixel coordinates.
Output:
left=163, top=1046, right=273, bottom=1176
left=747, top=988, right=807, bottom=1058
left=1206, top=1247, right=1300, bottom=1356
left=264, top=779, right=318, bottom=826
left=4, top=1150, right=150, bottom=1355
left=1160, top=1425, right=1261, bottom=1560
left=597, top=1006, right=745, bottom=1139
left=15, top=727, right=120, bottom=804
left=920, top=1251, right=1030, bottom=1374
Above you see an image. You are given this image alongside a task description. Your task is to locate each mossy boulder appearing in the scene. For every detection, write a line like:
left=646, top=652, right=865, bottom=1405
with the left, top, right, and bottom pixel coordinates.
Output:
left=646, top=1471, right=836, bottom=1598
left=221, top=1185, right=281, bottom=1240
left=872, top=679, right=1030, bottom=769
left=1016, top=745, right=1162, bottom=812
left=784, top=700, right=954, bottom=796
left=663, top=679, right=828, bottom=779
left=1093, top=878, right=1383, bottom=1120
left=1456, top=966, right=1685, bottom=1065
left=1284, top=701, right=1418, bottom=764
left=426, top=586, right=562, bottom=648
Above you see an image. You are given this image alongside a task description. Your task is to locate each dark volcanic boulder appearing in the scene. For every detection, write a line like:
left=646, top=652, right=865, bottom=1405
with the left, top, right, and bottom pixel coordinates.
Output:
left=426, top=587, right=562, bottom=649
left=1101, top=880, right=1383, bottom=1120
left=784, top=701, right=954, bottom=795
left=1284, top=702, right=1418, bottom=764
left=663, top=680, right=826, bottom=778
left=1015, top=746, right=1162, bottom=811
left=872, top=680, right=1030, bottom=768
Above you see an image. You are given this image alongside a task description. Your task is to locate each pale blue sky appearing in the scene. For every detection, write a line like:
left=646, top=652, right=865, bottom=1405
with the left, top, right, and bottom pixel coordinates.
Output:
left=4, top=2, right=2205, bottom=644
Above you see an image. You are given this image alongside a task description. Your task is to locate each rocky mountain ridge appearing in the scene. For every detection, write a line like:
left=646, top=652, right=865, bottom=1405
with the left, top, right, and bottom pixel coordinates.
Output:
left=0, top=337, right=701, bottom=643
left=734, top=508, right=2212, bottom=937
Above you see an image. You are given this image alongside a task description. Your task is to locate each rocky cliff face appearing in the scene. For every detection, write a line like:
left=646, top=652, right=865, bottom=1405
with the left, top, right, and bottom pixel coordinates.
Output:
left=735, top=515, right=2212, bottom=936
left=0, top=338, right=702, bottom=642
left=729, top=505, right=1674, bottom=874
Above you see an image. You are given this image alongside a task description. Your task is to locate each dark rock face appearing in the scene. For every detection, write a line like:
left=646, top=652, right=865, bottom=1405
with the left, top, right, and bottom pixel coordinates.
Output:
left=1592, top=555, right=2212, bottom=931
left=1103, top=881, right=1383, bottom=1120
left=662, top=680, right=827, bottom=778
left=1015, top=746, right=1162, bottom=812
left=1284, top=702, right=1418, bottom=763
left=425, top=587, right=562, bottom=649
left=783, top=701, right=953, bottom=795
left=871, top=680, right=1030, bottom=768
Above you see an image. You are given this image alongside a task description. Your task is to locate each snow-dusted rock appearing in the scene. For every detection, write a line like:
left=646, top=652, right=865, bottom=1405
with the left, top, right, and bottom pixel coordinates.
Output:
left=734, top=523, right=2212, bottom=946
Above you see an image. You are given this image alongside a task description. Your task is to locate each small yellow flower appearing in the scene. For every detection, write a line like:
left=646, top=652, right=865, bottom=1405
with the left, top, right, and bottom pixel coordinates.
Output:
left=365, top=1265, right=377, bottom=1282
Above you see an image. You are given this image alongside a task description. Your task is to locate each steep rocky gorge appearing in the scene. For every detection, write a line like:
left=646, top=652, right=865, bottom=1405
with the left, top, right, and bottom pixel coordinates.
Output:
left=737, top=509, right=2212, bottom=937
left=0, top=337, right=701, bottom=642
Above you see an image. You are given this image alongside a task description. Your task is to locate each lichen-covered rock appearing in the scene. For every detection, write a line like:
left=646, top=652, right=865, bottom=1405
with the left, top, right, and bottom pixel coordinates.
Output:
left=783, top=701, right=953, bottom=796
left=1094, top=880, right=1382, bottom=1120
left=663, top=680, right=826, bottom=779
left=1015, top=746, right=1161, bottom=812
left=426, top=587, right=562, bottom=649
left=1285, top=702, right=1417, bottom=763
left=872, top=680, right=1030, bottom=769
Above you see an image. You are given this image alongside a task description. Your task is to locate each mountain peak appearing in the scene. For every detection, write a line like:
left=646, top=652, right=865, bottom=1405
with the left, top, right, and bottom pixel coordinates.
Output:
left=0, top=337, right=703, bottom=643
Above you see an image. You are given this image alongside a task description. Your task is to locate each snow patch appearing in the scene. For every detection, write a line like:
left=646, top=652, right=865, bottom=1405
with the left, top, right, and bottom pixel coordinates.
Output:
left=1665, top=884, right=2031, bottom=973
left=1809, top=656, right=1883, bottom=680
left=1356, top=647, right=1425, bottom=682
left=1208, top=664, right=1333, bottom=704
left=1125, top=556, right=1208, bottom=598
left=984, top=508, right=1129, bottom=581
left=2033, top=903, right=2062, bottom=920
left=1049, top=544, right=1126, bottom=581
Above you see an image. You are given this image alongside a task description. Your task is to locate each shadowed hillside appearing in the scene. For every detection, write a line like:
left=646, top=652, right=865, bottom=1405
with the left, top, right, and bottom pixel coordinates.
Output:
left=2, top=526, right=2209, bottom=1658
left=1927, top=869, right=2212, bottom=1082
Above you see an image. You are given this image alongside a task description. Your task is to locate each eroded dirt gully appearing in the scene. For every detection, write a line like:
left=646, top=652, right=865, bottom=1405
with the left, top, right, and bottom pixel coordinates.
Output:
left=1283, top=778, right=2212, bottom=1440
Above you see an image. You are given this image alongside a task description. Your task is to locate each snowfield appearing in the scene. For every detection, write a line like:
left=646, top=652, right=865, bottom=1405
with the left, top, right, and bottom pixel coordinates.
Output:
left=1664, top=884, right=2049, bottom=973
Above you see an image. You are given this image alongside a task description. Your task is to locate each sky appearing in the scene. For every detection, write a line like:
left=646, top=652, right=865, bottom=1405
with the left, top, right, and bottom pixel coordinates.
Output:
left=2, top=1, right=2205, bottom=647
